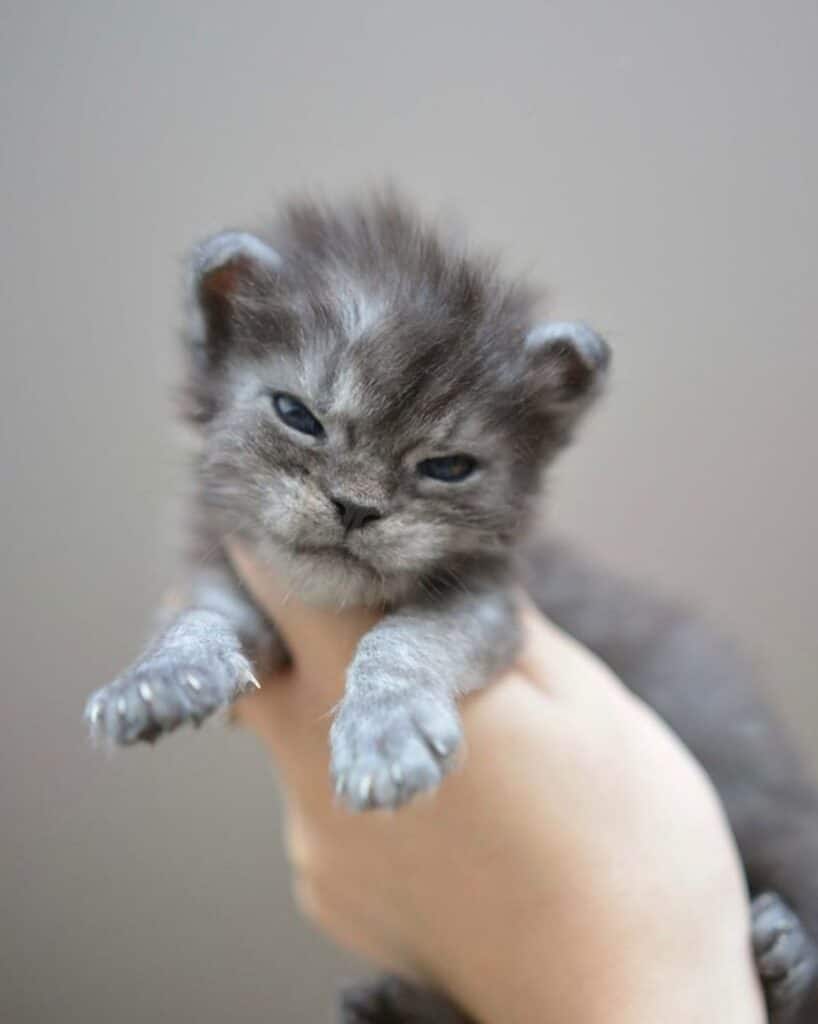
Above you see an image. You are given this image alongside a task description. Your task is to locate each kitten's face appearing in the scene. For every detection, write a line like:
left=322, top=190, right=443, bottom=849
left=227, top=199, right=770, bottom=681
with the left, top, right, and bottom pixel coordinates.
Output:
left=202, top=332, right=538, bottom=604
left=186, top=201, right=608, bottom=605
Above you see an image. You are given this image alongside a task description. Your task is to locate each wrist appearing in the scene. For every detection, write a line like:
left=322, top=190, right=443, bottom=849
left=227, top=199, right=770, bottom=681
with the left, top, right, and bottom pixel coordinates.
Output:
left=435, top=865, right=762, bottom=1024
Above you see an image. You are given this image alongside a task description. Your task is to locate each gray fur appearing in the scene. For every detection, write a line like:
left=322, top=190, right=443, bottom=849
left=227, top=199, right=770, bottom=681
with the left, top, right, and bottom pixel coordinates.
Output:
left=85, top=561, right=285, bottom=745
left=331, top=587, right=519, bottom=809
left=752, top=893, right=818, bottom=1021
left=85, top=191, right=818, bottom=1022
left=339, top=976, right=475, bottom=1024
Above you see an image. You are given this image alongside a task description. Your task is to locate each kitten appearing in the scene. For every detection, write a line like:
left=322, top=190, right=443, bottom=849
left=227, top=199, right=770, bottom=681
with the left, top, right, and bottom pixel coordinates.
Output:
left=85, top=193, right=818, bottom=1023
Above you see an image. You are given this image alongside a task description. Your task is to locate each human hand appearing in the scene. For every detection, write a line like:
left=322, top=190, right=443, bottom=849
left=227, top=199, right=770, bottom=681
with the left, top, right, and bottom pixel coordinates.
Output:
left=228, top=541, right=764, bottom=1024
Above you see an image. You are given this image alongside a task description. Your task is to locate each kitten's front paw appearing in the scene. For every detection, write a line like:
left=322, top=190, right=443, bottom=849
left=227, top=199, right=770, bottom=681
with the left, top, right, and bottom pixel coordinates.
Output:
left=330, top=690, right=462, bottom=811
left=85, top=620, right=259, bottom=745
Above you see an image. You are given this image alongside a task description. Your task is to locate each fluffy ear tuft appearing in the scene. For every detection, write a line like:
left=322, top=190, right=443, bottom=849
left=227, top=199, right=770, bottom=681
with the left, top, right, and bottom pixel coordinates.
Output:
left=524, top=321, right=610, bottom=409
left=186, top=231, right=281, bottom=367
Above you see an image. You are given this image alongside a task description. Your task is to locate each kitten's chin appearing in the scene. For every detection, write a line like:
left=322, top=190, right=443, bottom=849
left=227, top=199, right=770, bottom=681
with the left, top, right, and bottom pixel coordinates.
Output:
left=253, top=537, right=403, bottom=608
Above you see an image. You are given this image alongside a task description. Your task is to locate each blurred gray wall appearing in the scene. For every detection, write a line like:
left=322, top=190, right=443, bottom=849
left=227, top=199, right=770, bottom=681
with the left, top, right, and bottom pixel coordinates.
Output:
left=2, top=1, right=816, bottom=1021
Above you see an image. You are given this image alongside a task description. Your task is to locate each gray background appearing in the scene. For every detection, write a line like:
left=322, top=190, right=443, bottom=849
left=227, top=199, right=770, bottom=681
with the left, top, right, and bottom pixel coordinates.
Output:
left=2, top=1, right=816, bottom=1021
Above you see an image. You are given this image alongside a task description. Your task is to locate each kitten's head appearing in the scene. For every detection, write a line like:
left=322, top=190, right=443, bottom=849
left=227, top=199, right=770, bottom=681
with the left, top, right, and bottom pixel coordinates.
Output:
left=183, top=194, right=609, bottom=605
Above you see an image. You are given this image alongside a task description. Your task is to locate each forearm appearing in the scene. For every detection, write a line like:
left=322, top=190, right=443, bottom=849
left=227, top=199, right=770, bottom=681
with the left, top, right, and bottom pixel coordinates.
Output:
left=403, top=781, right=761, bottom=1023
left=329, top=587, right=520, bottom=810
left=347, top=586, right=520, bottom=702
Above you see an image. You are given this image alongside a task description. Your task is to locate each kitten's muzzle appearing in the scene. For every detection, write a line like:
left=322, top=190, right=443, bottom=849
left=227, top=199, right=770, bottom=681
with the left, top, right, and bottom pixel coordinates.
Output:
left=330, top=496, right=383, bottom=533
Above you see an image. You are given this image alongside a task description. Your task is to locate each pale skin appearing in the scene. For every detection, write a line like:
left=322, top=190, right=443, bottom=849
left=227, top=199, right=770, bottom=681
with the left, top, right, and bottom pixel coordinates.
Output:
left=228, top=541, right=766, bottom=1024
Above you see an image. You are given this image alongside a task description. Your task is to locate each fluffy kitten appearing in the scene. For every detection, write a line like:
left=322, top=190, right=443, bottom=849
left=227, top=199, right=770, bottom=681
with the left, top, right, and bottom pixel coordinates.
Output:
left=85, top=193, right=818, bottom=1023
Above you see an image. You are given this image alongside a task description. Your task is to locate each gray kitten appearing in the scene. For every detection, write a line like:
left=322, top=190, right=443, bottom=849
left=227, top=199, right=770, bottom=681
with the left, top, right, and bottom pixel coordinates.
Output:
left=85, top=193, right=818, bottom=1023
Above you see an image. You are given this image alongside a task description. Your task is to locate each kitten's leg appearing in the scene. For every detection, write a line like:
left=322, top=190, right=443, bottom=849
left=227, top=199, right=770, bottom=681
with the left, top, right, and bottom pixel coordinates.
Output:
left=85, top=560, right=287, bottom=744
left=331, top=586, right=518, bottom=811
left=340, top=976, right=472, bottom=1024
left=752, top=892, right=818, bottom=1023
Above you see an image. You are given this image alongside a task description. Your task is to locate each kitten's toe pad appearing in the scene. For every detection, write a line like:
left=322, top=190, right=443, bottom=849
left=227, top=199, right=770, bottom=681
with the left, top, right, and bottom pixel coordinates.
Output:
left=752, top=892, right=818, bottom=1022
left=85, top=625, right=258, bottom=745
left=330, top=693, right=462, bottom=811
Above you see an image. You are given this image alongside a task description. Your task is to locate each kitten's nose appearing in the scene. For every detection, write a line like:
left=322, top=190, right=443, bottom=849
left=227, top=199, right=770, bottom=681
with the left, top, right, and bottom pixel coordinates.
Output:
left=330, top=496, right=383, bottom=532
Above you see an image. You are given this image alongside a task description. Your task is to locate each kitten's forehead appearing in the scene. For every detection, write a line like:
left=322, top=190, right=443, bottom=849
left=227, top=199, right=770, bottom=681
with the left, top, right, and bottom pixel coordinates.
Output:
left=323, top=332, right=506, bottom=449
left=328, top=361, right=452, bottom=443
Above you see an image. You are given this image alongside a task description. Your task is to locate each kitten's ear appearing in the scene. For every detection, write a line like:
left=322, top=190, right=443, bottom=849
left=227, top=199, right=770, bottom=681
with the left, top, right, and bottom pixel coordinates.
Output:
left=524, top=321, right=610, bottom=415
left=186, top=231, right=281, bottom=366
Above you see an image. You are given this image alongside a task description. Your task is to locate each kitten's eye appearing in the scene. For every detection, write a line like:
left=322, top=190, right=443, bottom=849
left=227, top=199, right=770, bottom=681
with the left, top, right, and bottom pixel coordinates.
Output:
left=417, top=454, right=477, bottom=482
left=272, top=392, right=324, bottom=437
